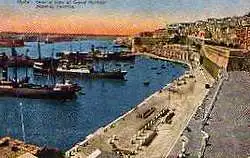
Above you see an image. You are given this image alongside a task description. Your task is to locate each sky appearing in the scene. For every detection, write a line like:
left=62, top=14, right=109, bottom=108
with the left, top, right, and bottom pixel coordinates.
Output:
left=0, top=0, right=250, bottom=35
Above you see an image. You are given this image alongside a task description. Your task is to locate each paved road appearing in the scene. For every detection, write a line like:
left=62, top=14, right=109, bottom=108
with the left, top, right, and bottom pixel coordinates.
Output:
left=169, top=71, right=250, bottom=158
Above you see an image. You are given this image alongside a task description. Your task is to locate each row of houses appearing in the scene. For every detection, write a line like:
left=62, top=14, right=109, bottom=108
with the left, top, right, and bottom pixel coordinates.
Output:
left=167, top=12, right=250, bottom=50
left=135, top=12, right=250, bottom=50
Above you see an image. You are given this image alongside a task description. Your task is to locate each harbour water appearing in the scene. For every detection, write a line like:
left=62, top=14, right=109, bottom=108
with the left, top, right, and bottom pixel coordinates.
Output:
left=0, top=39, right=186, bottom=150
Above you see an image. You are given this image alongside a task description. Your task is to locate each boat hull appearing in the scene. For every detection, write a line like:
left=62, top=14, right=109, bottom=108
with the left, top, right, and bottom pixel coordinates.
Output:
left=94, top=54, right=136, bottom=61
left=86, top=71, right=127, bottom=79
left=34, top=68, right=127, bottom=80
left=0, top=87, right=76, bottom=99
left=0, top=39, right=24, bottom=47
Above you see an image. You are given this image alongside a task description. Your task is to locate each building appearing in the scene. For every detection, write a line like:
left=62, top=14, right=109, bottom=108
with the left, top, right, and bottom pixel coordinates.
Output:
left=137, top=31, right=153, bottom=37
left=153, top=28, right=168, bottom=39
left=235, top=25, right=250, bottom=50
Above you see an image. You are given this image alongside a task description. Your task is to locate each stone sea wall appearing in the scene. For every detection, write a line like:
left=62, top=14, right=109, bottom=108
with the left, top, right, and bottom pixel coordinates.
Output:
left=201, top=56, right=221, bottom=79
left=200, top=46, right=222, bottom=79
left=200, top=45, right=250, bottom=78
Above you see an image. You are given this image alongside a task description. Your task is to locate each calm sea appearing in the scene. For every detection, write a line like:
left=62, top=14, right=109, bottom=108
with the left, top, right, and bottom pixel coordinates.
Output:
left=0, top=39, right=186, bottom=150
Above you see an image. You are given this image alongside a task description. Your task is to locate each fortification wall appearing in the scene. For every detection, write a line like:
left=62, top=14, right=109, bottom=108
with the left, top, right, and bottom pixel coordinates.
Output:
left=201, top=45, right=250, bottom=78
left=201, top=56, right=221, bottom=79
left=227, top=51, right=250, bottom=71
left=200, top=46, right=222, bottom=79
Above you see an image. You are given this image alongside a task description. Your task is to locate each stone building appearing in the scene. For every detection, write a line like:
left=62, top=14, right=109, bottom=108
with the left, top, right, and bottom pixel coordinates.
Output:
left=235, top=24, right=250, bottom=50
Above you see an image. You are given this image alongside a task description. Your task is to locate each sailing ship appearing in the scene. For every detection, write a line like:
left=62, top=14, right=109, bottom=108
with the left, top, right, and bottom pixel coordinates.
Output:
left=34, top=43, right=128, bottom=80
left=0, top=47, right=81, bottom=99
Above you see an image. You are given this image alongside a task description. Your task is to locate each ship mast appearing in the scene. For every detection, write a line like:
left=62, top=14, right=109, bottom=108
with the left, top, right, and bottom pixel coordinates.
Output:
left=37, top=39, right=41, bottom=60
left=2, top=53, right=8, bottom=81
left=91, top=44, right=95, bottom=56
left=11, top=47, right=18, bottom=83
left=101, top=62, right=105, bottom=73
left=50, top=47, right=56, bottom=85
left=25, top=49, right=29, bottom=81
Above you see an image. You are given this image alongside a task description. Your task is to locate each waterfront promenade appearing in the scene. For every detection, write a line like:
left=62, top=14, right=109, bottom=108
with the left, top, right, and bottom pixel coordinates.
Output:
left=169, top=71, right=250, bottom=158
left=135, top=62, right=214, bottom=158
left=66, top=52, right=214, bottom=158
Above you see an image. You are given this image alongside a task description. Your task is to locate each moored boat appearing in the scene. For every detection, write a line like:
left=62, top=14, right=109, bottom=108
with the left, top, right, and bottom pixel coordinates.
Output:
left=0, top=39, right=24, bottom=47
left=93, top=52, right=136, bottom=61
left=33, top=62, right=127, bottom=80
left=161, top=64, right=166, bottom=69
left=0, top=80, right=80, bottom=99
left=143, top=80, right=150, bottom=86
left=0, top=47, right=81, bottom=100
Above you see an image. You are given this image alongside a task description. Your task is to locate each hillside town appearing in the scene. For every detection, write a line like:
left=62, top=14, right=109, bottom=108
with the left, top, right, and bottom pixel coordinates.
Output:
left=114, top=12, right=250, bottom=51
left=0, top=5, right=249, bottom=158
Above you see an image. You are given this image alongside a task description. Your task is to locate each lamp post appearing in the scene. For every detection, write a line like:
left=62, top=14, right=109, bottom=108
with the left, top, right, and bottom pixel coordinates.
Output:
left=19, top=102, right=26, bottom=143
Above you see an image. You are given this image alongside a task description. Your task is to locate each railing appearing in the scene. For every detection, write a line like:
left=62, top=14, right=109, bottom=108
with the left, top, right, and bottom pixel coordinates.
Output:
left=198, top=68, right=228, bottom=158
left=201, top=68, right=227, bottom=128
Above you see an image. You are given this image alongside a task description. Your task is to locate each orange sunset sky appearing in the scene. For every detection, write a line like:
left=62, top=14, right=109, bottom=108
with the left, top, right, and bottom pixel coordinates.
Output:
left=0, top=0, right=250, bottom=35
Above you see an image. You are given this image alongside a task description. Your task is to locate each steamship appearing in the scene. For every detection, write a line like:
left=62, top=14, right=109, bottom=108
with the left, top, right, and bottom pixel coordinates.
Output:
left=0, top=39, right=24, bottom=47
left=0, top=48, right=81, bottom=99
left=33, top=61, right=127, bottom=80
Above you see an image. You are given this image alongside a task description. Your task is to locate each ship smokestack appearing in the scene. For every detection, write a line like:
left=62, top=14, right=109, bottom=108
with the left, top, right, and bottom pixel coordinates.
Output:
left=11, top=47, right=18, bottom=82
left=37, top=40, right=41, bottom=60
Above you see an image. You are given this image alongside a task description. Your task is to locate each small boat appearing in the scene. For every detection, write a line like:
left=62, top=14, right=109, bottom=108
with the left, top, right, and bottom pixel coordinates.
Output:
left=44, top=40, right=54, bottom=44
left=130, top=65, right=134, bottom=69
left=78, top=91, right=86, bottom=95
left=156, top=72, right=161, bottom=75
left=161, top=65, right=166, bottom=69
left=151, top=67, right=157, bottom=70
left=143, top=80, right=150, bottom=86
left=182, top=64, right=189, bottom=69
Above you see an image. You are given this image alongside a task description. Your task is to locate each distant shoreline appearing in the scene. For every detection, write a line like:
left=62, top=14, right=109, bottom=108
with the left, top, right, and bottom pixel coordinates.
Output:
left=0, top=31, right=129, bottom=38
